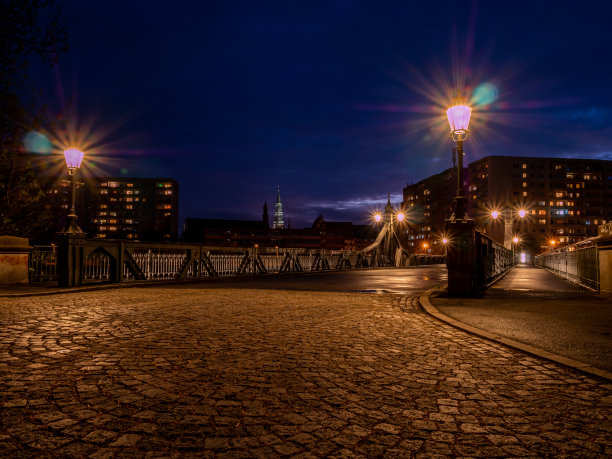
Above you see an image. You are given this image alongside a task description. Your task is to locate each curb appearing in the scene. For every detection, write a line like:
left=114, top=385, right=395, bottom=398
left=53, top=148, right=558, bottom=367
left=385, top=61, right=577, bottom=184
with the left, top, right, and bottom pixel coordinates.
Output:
left=419, top=289, right=612, bottom=382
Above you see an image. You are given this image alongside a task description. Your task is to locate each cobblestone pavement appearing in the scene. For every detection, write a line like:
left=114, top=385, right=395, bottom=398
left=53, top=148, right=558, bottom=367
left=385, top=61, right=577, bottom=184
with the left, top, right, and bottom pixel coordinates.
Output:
left=1, top=287, right=611, bottom=458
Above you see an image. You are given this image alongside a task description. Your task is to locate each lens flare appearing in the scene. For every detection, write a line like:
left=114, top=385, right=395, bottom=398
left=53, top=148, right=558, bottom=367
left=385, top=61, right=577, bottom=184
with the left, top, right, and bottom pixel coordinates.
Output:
left=23, top=131, right=52, bottom=154
left=471, top=82, right=499, bottom=107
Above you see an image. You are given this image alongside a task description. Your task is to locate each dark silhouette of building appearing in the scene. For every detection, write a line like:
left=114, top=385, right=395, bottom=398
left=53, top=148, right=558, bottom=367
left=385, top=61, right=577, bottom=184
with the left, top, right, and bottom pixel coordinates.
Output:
left=182, top=211, right=376, bottom=250
left=403, top=155, right=612, bottom=254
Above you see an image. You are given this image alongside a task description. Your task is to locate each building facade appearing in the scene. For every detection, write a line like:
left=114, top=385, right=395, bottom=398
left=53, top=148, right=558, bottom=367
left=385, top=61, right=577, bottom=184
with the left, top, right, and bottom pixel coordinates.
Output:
left=402, top=156, right=612, bottom=254
left=48, top=177, right=179, bottom=241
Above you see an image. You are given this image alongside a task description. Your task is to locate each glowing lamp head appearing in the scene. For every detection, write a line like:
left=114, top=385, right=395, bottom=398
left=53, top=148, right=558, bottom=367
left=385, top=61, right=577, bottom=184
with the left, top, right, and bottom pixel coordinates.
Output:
left=442, top=238, right=449, bottom=244
left=423, top=243, right=429, bottom=249
left=518, top=209, right=527, bottom=218
left=446, top=105, right=472, bottom=133
left=491, top=210, right=500, bottom=219
left=374, top=213, right=382, bottom=223
left=550, top=239, right=556, bottom=246
left=396, top=212, right=405, bottom=222
left=64, top=148, right=84, bottom=171
left=513, top=237, right=519, bottom=244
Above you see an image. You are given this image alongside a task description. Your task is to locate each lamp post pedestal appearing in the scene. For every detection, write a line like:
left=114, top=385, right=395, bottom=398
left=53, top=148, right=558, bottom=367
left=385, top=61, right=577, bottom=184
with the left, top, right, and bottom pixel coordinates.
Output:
left=56, top=232, right=86, bottom=287
left=445, top=217, right=476, bottom=296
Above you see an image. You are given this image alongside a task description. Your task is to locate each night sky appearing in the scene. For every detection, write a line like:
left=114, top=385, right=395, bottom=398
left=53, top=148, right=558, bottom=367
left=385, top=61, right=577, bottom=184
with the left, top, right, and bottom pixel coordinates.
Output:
left=29, top=0, right=612, bottom=229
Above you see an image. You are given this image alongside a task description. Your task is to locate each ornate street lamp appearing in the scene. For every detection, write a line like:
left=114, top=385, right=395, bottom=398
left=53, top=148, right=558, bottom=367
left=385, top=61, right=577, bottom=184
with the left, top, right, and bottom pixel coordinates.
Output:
left=62, top=148, right=85, bottom=234
left=446, top=105, right=472, bottom=220
left=490, top=208, right=527, bottom=249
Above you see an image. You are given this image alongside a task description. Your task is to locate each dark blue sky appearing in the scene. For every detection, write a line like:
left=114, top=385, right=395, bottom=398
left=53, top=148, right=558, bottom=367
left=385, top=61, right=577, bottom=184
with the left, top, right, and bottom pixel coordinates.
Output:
left=32, top=0, right=612, bottom=228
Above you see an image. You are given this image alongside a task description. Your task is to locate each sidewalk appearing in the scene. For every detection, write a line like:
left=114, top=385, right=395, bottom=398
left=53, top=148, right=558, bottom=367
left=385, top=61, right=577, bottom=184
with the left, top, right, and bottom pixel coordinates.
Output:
left=426, top=264, right=612, bottom=377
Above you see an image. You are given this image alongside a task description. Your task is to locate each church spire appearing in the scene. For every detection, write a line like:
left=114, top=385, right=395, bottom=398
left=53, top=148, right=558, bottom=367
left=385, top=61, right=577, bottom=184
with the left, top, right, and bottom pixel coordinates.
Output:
left=273, top=186, right=284, bottom=229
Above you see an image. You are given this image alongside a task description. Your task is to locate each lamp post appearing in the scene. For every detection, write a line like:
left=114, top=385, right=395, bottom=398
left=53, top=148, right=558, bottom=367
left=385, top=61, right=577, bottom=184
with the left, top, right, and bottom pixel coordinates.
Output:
left=512, top=236, right=520, bottom=265
left=63, top=148, right=85, bottom=234
left=491, top=208, right=527, bottom=249
left=446, top=105, right=472, bottom=221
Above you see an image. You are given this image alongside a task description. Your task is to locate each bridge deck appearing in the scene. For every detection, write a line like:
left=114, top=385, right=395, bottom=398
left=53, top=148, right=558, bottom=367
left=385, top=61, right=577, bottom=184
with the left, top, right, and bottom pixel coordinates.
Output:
left=431, top=264, right=612, bottom=372
left=488, top=264, right=586, bottom=294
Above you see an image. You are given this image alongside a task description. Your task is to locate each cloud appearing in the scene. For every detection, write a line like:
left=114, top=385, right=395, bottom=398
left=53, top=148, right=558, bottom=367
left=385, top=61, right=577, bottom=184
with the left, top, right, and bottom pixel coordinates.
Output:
left=302, top=193, right=403, bottom=211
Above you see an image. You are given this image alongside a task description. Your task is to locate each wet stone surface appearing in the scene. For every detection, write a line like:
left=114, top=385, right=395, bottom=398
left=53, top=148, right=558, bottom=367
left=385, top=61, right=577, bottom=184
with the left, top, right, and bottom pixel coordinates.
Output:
left=0, top=287, right=610, bottom=457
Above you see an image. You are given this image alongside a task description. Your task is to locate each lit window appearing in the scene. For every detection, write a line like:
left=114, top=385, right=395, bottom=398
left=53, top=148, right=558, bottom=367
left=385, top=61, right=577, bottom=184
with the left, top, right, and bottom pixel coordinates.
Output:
left=108, top=182, right=120, bottom=188
left=523, top=191, right=528, bottom=197
left=539, top=219, right=546, bottom=224
left=522, top=182, right=528, bottom=187
left=522, top=173, right=527, bottom=178
left=522, top=163, right=527, bottom=169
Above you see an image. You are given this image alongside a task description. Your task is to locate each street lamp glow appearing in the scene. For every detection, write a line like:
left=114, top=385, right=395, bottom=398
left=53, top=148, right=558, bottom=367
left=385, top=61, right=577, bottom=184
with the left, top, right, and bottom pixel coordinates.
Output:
left=423, top=242, right=429, bottom=249
left=442, top=237, right=449, bottom=244
left=64, top=148, right=84, bottom=173
left=491, top=210, right=500, bottom=219
left=374, top=213, right=382, bottom=223
left=446, top=105, right=472, bottom=134
left=396, top=212, right=405, bottom=222
left=513, top=237, right=519, bottom=244
left=518, top=209, right=527, bottom=218
left=550, top=239, right=556, bottom=246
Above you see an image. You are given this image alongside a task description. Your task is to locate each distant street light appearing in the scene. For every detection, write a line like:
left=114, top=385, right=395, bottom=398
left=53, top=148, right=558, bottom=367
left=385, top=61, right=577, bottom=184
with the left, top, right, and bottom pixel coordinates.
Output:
left=512, top=236, right=520, bottom=264
left=396, top=212, right=405, bottom=222
left=62, top=148, right=85, bottom=234
left=446, top=104, right=472, bottom=220
left=374, top=213, right=382, bottom=223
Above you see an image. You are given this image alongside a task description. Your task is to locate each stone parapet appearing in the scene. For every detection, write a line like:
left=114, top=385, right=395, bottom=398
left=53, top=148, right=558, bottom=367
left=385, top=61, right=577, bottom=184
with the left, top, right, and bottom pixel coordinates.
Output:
left=0, top=236, right=32, bottom=284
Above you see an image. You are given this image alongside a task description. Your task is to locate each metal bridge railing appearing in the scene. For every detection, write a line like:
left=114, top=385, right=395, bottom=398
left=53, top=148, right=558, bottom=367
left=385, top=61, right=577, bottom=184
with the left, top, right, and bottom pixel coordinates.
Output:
left=29, top=246, right=57, bottom=282
left=535, top=241, right=599, bottom=291
left=37, top=237, right=450, bottom=287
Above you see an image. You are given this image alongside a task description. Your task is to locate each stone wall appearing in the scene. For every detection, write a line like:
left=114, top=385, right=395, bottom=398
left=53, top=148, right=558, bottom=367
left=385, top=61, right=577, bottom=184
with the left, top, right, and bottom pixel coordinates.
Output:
left=0, top=236, right=32, bottom=284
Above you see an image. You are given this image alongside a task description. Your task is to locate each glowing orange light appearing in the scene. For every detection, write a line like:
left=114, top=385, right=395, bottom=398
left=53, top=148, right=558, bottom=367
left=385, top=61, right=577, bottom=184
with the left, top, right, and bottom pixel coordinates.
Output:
left=513, top=237, right=519, bottom=244
left=442, top=238, right=449, bottom=244
left=491, top=210, right=500, bottom=219
left=374, top=214, right=382, bottom=222
left=550, top=240, right=556, bottom=246
left=423, top=242, right=429, bottom=249
left=518, top=209, right=527, bottom=218
left=396, top=213, right=405, bottom=222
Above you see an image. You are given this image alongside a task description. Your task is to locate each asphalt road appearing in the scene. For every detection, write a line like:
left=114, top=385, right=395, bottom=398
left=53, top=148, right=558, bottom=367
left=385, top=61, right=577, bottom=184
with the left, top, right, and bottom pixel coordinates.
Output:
left=171, top=266, right=448, bottom=294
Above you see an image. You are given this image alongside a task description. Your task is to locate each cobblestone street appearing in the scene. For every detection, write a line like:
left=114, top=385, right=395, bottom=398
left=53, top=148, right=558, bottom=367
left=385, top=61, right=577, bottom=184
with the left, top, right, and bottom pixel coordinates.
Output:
left=1, top=287, right=610, bottom=457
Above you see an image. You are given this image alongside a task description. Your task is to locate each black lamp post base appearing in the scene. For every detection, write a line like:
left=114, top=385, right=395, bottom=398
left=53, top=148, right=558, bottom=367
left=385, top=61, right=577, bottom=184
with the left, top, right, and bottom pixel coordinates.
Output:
left=62, top=214, right=85, bottom=235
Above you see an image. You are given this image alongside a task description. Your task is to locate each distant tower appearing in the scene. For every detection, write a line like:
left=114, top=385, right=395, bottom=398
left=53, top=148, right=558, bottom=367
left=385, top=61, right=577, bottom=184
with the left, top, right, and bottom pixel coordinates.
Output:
left=262, top=201, right=269, bottom=228
left=384, top=193, right=393, bottom=224
left=273, top=186, right=284, bottom=229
